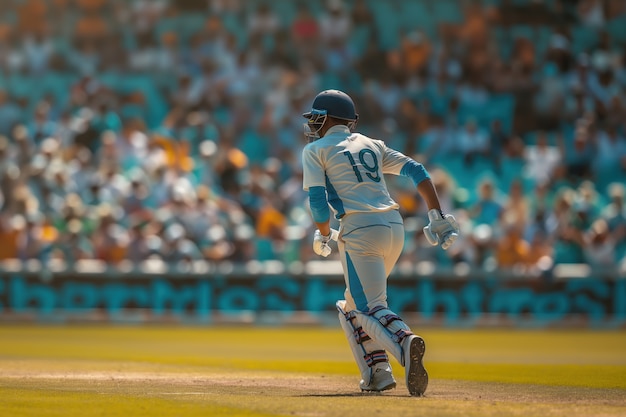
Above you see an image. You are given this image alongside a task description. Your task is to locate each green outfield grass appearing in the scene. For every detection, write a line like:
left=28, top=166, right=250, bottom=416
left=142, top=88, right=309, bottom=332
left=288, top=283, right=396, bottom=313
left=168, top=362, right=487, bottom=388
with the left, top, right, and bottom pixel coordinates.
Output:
left=1, top=325, right=625, bottom=417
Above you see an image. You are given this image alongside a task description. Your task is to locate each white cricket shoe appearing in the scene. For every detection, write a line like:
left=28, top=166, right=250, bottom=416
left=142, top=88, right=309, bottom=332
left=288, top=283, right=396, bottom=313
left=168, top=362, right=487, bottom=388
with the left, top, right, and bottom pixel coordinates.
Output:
left=360, top=367, right=396, bottom=392
left=403, top=335, right=428, bottom=396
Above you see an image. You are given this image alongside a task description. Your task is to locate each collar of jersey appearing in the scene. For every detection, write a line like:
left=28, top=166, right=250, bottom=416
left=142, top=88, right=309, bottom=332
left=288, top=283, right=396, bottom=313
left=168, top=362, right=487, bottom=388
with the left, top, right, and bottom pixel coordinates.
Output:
left=324, top=125, right=351, bottom=136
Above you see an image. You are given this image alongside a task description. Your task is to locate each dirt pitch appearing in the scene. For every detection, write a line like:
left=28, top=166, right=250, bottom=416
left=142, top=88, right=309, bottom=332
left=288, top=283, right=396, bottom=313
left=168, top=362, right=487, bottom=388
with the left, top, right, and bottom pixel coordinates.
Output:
left=0, top=325, right=625, bottom=417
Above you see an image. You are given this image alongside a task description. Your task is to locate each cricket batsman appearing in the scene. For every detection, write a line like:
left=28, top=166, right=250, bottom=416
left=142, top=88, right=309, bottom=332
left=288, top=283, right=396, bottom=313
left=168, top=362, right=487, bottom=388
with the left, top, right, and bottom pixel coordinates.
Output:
left=301, top=89, right=459, bottom=396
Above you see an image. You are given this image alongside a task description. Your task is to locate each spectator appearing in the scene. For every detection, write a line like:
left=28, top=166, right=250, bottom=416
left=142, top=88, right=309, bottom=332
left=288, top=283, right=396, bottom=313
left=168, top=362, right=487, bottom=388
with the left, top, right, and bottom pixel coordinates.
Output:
left=92, top=204, right=128, bottom=264
left=594, top=125, right=626, bottom=174
left=469, top=178, right=503, bottom=228
left=501, top=179, right=530, bottom=231
left=318, top=0, right=351, bottom=47
left=292, top=4, right=320, bottom=45
left=388, top=30, right=431, bottom=80
left=488, top=119, right=510, bottom=174
left=560, top=125, right=595, bottom=183
left=495, top=223, right=531, bottom=270
left=0, top=90, right=21, bottom=136
left=602, top=183, right=626, bottom=260
left=584, top=218, right=615, bottom=266
left=548, top=188, right=588, bottom=264
left=523, top=131, right=562, bottom=186
left=577, top=0, right=606, bottom=29
left=51, top=218, right=94, bottom=263
left=457, top=119, right=490, bottom=167
left=248, top=3, right=280, bottom=39
left=0, top=213, right=20, bottom=260
left=0, top=0, right=622, bottom=271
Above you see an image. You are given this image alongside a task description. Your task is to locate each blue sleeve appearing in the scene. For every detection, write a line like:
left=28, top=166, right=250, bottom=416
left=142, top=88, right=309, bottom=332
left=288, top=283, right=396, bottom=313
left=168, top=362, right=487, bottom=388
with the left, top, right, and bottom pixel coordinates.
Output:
left=400, top=160, right=430, bottom=187
left=308, top=186, right=330, bottom=223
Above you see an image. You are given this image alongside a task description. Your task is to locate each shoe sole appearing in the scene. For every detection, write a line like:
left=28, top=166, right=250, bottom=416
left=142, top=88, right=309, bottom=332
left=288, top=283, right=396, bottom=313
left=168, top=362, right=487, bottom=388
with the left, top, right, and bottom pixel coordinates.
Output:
left=361, top=381, right=396, bottom=393
left=406, top=336, right=428, bottom=397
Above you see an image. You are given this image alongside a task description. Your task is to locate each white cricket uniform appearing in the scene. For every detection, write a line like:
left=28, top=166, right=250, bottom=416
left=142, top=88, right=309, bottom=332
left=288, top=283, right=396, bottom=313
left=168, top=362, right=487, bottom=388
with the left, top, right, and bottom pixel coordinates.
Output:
left=302, top=125, right=416, bottom=313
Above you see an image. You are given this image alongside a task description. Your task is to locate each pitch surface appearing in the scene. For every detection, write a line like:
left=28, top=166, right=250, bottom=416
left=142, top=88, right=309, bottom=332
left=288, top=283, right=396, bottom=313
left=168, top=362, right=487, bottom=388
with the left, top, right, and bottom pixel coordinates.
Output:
left=1, top=326, right=625, bottom=416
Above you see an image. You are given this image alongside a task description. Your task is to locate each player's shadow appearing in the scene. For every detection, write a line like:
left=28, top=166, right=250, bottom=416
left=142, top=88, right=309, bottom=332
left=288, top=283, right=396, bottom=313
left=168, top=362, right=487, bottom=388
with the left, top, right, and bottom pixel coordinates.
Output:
left=297, top=392, right=412, bottom=398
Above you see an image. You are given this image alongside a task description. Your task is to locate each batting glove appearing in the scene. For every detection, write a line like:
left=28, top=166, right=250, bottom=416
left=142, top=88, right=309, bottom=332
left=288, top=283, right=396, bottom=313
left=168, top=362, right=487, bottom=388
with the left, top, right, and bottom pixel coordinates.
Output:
left=313, top=229, right=339, bottom=257
left=423, top=209, right=459, bottom=250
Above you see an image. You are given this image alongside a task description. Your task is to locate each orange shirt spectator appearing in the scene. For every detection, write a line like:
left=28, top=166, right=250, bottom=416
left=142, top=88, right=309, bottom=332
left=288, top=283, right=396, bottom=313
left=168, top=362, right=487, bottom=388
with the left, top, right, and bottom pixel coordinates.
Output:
left=0, top=216, right=20, bottom=260
left=495, top=225, right=531, bottom=268
left=256, top=199, right=287, bottom=240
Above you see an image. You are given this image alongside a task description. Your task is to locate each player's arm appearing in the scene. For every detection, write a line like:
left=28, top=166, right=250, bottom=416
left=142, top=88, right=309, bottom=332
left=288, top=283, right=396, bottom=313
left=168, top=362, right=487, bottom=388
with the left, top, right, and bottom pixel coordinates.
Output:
left=384, top=146, right=459, bottom=250
left=308, top=186, right=339, bottom=256
left=400, top=161, right=459, bottom=249
left=302, top=146, right=330, bottom=233
left=416, top=177, right=443, bottom=213
left=302, top=146, right=337, bottom=256
left=308, top=186, right=331, bottom=237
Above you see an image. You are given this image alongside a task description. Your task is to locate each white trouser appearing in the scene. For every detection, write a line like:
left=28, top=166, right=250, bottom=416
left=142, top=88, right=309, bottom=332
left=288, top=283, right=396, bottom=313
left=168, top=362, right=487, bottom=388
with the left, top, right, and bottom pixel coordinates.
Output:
left=337, top=210, right=404, bottom=312
left=336, top=210, right=414, bottom=366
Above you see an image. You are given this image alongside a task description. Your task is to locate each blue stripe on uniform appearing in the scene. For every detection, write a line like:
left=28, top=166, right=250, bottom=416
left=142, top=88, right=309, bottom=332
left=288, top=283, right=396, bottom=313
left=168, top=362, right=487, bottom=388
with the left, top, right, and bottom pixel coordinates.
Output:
left=325, top=175, right=345, bottom=219
left=346, top=251, right=368, bottom=312
left=400, top=160, right=430, bottom=187
left=308, top=186, right=330, bottom=223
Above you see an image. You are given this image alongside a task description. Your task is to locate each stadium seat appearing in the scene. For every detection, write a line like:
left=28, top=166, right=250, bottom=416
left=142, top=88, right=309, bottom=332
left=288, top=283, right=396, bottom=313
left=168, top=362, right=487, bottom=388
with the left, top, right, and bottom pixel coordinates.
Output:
left=481, top=0, right=503, bottom=7
left=510, top=25, right=535, bottom=42
left=606, top=15, right=626, bottom=43
left=431, top=0, right=463, bottom=24
left=368, top=0, right=400, bottom=50
left=399, top=0, right=436, bottom=38
left=571, top=26, right=600, bottom=54
left=176, top=13, right=207, bottom=43
left=347, top=24, right=371, bottom=57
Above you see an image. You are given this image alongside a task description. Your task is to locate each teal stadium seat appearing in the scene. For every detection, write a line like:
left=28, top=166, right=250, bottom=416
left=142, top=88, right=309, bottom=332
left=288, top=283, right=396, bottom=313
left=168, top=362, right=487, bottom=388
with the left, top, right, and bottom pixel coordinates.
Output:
left=97, top=74, right=168, bottom=129
left=481, top=0, right=503, bottom=6
left=509, top=24, right=535, bottom=42
left=534, top=25, right=553, bottom=59
left=220, top=12, right=247, bottom=50
left=606, top=15, right=626, bottom=43
left=399, top=0, right=436, bottom=39
left=367, top=0, right=400, bottom=50
left=492, top=26, right=513, bottom=61
left=431, top=0, right=463, bottom=24
left=212, top=106, right=231, bottom=126
left=255, top=238, right=276, bottom=261
left=176, top=13, right=207, bottom=44
left=154, top=16, right=180, bottom=44
left=348, top=24, right=372, bottom=57
left=121, top=27, right=138, bottom=51
left=571, top=26, right=600, bottom=54
left=485, top=95, right=515, bottom=132
left=238, top=127, right=270, bottom=166
left=500, top=156, right=530, bottom=192
left=41, top=73, right=74, bottom=108
left=318, top=71, right=343, bottom=91
left=271, top=0, right=297, bottom=29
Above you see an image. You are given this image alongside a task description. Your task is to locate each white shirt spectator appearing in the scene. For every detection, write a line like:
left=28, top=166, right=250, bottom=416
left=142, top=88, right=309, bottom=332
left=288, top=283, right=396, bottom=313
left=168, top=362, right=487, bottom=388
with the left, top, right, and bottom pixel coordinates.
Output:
left=523, top=138, right=562, bottom=186
left=319, top=1, right=351, bottom=45
left=22, top=35, right=54, bottom=74
left=248, top=4, right=280, bottom=37
left=457, top=120, right=489, bottom=155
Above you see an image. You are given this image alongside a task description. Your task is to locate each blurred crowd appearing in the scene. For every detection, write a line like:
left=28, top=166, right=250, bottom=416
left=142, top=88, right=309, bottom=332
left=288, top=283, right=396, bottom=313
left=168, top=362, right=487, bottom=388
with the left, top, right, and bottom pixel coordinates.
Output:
left=0, top=0, right=625, bottom=274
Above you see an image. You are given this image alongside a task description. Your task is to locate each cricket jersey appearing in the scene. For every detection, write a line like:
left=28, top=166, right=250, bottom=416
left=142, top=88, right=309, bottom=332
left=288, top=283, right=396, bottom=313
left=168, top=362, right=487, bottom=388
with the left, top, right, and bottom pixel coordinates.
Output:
left=302, top=125, right=429, bottom=220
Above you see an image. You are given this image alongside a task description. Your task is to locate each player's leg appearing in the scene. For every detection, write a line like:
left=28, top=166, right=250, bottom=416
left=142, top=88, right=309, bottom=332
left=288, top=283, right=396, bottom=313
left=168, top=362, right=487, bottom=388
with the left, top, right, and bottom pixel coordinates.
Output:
left=336, top=220, right=397, bottom=392
left=340, top=218, right=428, bottom=396
left=350, top=306, right=428, bottom=396
left=336, top=299, right=396, bottom=392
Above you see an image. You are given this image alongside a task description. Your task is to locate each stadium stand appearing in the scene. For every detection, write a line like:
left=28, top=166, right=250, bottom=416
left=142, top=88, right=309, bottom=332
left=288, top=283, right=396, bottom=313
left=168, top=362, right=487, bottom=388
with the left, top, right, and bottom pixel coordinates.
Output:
left=0, top=0, right=624, bottom=273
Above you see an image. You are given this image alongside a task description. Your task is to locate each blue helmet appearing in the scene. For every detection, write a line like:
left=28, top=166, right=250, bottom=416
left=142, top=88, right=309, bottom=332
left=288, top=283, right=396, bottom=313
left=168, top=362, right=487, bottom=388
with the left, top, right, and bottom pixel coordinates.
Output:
left=303, top=89, right=359, bottom=141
